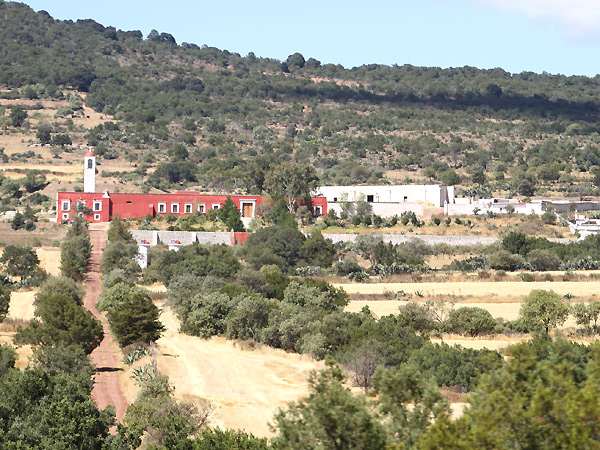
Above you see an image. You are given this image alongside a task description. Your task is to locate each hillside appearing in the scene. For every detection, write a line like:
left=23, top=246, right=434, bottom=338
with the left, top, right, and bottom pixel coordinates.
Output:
left=0, top=0, right=600, bottom=201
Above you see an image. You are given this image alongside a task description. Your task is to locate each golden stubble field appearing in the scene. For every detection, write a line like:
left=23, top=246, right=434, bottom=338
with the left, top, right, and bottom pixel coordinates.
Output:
left=0, top=247, right=62, bottom=368
left=339, top=279, right=600, bottom=350
left=147, top=305, right=323, bottom=437
left=336, top=280, right=600, bottom=300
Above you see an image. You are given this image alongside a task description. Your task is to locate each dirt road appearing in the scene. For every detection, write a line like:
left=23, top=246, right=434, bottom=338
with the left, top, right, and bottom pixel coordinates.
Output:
left=85, top=224, right=127, bottom=424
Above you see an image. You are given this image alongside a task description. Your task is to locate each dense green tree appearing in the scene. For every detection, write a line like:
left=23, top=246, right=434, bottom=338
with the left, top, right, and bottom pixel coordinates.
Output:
left=372, top=365, right=449, bottom=448
left=519, top=289, right=570, bottom=335
left=527, top=248, right=561, bottom=271
left=218, top=196, right=245, bottom=232
left=10, top=211, right=25, bottom=231
left=0, top=368, right=114, bottom=449
left=1, top=179, right=21, bottom=199
left=286, top=52, right=306, bottom=70
left=191, top=428, right=270, bottom=449
left=34, top=275, right=85, bottom=308
left=263, top=163, right=319, bottom=213
left=243, top=226, right=306, bottom=272
left=107, top=290, right=164, bottom=347
left=0, top=344, right=17, bottom=378
left=107, top=216, right=135, bottom=243
left=488, top=249, right=526, bottom=271
left=168, top=142, right=189, bottom=161
left=573, top=301, right=600, bottom=334
left=97, top=281, right=141, bottom=313
left=182, top=291, right=233, bottom=338
left=36, top=125, right=52, bottom=145
left=264, top=199, right=297, bottom=229
left=50, top=133, right=72, bottom=147
left=439, top=169, right=461, bottom=186
left=116, top=374, right=211, bottom=449
left=272, top=362, right=387, bottom=450
left=512, top=172, right=537, bottom=196
left=16, top=294, right=103, bottom=354
left=60, top=234, right=92, bottom=281
left=225, top=294, right=273, bottom=340
left=22, top=170, right=47, bottom=193
left=298, top=231, right=336, bottom=268
left=9, top=106, right=27, bottom=127
left=32, top=343, right=95, bottom=377
left=419, top=339, right=600, bottom=449
left=0, top=245, right=43, bottom=280
left=444, top=307, right=496, bottom=337
left=100, top=241, right=141, bottom=279
left=0, top=283, right=9, bottom=324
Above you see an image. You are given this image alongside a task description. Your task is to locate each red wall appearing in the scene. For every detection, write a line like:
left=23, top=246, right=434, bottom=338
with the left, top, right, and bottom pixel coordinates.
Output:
left=57, top=191, right=326, bottom=222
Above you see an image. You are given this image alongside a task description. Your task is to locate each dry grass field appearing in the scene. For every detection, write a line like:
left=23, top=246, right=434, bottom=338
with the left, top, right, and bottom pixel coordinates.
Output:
left=36, top=247, right=61, bottom=276
left=336, top=281, right=600, bottom=300
left=323, top=214, right=571, bottom=238
left=144, top=304, right=322, bottom=437
left=7, top=290, right=36, bottom=321
left=0, top=222, right=67, bottom=246
left=0, top=291, right=36, bottom=369
left=339, top=279, right=600, bottom=351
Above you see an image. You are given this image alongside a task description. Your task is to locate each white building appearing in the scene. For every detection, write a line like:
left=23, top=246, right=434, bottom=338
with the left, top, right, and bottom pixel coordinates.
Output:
left=568, top=215, right=600, bottom=239
left=83, top=150, right=96, bottom=193
left=316, top=185, right=454, bottom=217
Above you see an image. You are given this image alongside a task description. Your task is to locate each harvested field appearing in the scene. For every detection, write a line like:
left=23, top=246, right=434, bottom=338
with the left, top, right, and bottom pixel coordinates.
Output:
left=36, top=247, right=61, bottom=276
left=346, top=299, right=580, bottom=327
left=431, top=335, right=530, bottom=352
left=152, top=305, right=322, bottom=437
left=336, top=281, right=600, bottom=300
left=7, top=290, right=36, bottom=321
left=2, top=290, right=37, bottom=369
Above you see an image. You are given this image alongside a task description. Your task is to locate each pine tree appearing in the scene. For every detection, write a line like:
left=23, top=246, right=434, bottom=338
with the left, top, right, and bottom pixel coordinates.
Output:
left=218, top=197, right=245, bottom=232
left=107, top=291, right=164, bottom=347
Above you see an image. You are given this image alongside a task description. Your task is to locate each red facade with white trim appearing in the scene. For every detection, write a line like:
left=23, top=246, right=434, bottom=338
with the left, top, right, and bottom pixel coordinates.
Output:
left=56, top=190, right=327, bottom=223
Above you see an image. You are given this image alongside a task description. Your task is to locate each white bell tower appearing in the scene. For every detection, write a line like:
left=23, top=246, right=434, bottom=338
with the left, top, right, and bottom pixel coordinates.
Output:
left=84, top=150, right=96, bottom=193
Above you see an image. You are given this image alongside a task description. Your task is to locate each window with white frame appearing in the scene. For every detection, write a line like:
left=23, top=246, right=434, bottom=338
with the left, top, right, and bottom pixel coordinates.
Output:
left=76, top=200, right=86, bottom=207
left=171, top=203, right=179, bottom=213
left=198, top=204, right=206, bottom=213
left=93, top=201, right=102, bottom=211
left=184, top=203, right=193, bottom=214
left=158, top=203, right=166, bottom=213
left=62, top=213, right=69, bottom=221
left=61, top=200, right=70, bottom=211
left=212, top=204, right=220, bottom=210
left=94, top=214, right=100, bottom=221
left=314, top=205, right=322, bottom=216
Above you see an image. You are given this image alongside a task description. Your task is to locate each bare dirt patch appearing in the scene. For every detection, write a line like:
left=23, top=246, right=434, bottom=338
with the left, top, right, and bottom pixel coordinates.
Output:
left=154, top=305, right=322, bottom=437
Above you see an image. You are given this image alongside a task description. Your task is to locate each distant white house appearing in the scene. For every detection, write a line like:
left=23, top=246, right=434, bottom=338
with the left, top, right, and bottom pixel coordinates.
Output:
left=568, top=215, right=600, bottom=239
left=445, top=198, right=600, bottom=217
left=315, top=185, right=454, bottom=217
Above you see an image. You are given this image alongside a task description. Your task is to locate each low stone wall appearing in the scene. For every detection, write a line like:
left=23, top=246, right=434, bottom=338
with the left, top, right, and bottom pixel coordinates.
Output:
left=131, top=230, right=231, bottom=246
left=130, top=230, right=576, bottom=248
left=323, top=233, right=498, bottom=247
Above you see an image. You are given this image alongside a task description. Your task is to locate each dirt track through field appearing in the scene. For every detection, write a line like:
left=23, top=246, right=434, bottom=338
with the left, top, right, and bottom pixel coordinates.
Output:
left=85, top=225, right=127, bottom=427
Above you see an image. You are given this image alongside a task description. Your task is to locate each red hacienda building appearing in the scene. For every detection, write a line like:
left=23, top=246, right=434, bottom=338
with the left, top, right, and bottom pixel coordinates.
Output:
left=56, top=152, right=327, bottom=223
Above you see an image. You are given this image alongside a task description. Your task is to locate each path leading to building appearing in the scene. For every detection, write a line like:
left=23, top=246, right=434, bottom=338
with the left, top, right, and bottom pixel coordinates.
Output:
left=85, top=224, right=127, bottom=426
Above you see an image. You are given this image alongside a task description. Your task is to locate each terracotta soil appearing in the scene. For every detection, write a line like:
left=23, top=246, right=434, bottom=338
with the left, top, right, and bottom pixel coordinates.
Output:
left=85, top=224, right=127, bottom=428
